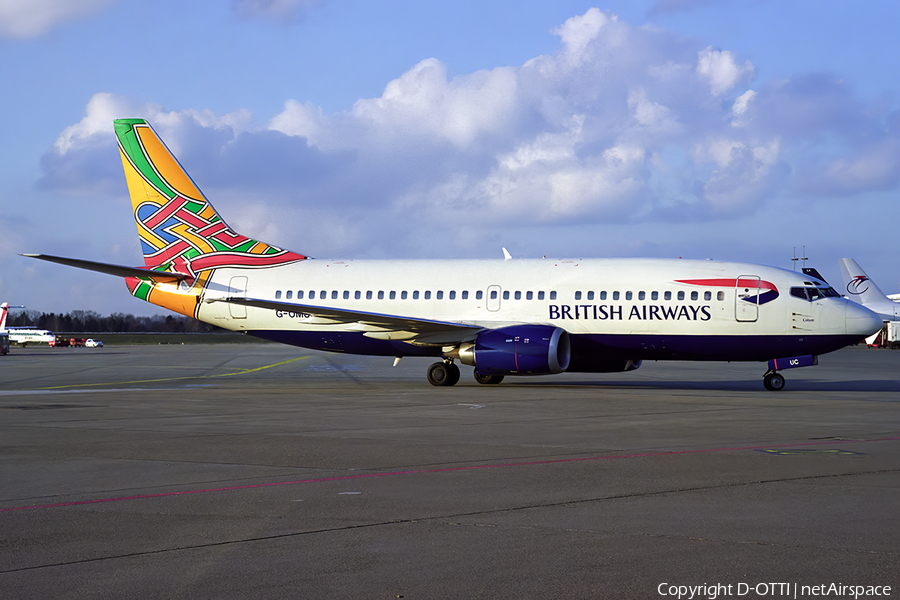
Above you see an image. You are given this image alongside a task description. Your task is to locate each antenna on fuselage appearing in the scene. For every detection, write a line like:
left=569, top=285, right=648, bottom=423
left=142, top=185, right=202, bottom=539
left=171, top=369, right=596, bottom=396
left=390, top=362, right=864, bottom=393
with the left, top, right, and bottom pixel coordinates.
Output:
left=792, top=246, right=809, bottom=271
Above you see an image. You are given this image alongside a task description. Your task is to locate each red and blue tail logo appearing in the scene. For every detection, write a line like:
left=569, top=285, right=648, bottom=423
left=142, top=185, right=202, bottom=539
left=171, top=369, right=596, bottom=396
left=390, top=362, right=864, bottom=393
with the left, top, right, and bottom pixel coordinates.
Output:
left=846, top=275, right=869, bottom=295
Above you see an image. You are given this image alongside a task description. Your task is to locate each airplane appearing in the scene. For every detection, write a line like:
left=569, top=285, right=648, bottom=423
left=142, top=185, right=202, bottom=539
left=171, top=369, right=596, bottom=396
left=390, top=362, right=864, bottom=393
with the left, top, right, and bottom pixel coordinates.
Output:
left=0, top=303, right=55, bottom=346
left=22, top=119, right=883, bottom=390
left=838, top=258, right=900, bottom=321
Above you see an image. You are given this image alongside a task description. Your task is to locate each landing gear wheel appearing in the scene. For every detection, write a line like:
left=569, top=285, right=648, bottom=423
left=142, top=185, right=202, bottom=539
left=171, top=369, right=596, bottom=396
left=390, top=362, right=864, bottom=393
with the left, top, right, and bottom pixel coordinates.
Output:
left=446, top=362, right=460, bottom=386
left=427, top=361, right=460, bottom=386
left=763, top=372, right=785, bottom=391
left=474, top=372, right=504, bottom=385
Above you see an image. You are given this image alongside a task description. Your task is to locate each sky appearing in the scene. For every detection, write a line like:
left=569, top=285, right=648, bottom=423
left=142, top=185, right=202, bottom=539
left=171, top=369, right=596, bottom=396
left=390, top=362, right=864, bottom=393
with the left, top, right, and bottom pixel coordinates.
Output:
left=2, top=0, right=900, bottom=316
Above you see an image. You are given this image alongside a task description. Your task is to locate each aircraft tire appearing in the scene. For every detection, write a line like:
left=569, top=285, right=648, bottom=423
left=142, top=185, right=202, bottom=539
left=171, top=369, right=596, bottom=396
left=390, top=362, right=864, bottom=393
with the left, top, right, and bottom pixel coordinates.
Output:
left=427, top=361, right=459, bottom=386
left=474, top=372, right=504, bottom=385
left=763, top=372, right=785, bottom=391
left=446, top=363, right=460, bottom=386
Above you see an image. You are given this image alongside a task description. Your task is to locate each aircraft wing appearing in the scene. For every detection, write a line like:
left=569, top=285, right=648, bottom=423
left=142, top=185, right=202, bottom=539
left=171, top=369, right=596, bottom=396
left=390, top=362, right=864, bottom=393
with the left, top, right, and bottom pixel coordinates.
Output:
left=21, top=254, right=188, bottom=283
left=215, top=296, right=485, bottom=345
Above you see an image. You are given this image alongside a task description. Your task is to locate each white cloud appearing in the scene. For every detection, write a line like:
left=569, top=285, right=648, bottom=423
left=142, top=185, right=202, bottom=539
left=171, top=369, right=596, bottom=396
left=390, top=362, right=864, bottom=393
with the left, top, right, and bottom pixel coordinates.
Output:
left=697, top=46, right=754, bottom=96
left=348, top=58, right=519, bottom=148
left=730, top=89, right=756, bottom=126
left=53, top=93, right=254, bottom=156
left=0, top=0, right=115, bottom=39
left=41, top=8, right=900, bottom=259
left=54, top=93, right=132, bottom=154
left=552, top=7, right=614, bottom=62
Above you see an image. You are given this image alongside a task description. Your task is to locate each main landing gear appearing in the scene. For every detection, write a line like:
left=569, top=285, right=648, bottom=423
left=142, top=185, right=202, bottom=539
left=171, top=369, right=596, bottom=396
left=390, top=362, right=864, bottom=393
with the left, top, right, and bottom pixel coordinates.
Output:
left=426, top=360, right=505, bottom=386
left=427, top=360, right=460, bottom=386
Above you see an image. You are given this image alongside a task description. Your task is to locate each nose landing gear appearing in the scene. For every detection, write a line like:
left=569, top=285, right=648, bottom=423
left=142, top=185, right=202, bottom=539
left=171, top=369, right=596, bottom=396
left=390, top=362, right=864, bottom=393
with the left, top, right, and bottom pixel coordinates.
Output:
left=762, top=354, right=818, bottom=391
left=763, top=370, right=786, bottom=391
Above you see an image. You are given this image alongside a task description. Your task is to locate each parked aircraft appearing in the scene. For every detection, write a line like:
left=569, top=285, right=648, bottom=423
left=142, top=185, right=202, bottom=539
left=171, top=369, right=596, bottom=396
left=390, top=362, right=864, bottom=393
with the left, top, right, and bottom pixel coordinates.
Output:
left=0, top=303, right=55, bottom=346
left=838, top=258, right=900, bottom=321
left=23, top=120, right=882, bottom=390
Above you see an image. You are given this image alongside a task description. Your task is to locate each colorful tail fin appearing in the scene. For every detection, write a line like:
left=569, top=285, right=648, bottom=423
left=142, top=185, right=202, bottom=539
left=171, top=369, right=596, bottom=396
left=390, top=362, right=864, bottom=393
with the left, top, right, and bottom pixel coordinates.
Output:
left=114, top=119, right=306, bottom=276
left=0, top=303, right=7, bottom=330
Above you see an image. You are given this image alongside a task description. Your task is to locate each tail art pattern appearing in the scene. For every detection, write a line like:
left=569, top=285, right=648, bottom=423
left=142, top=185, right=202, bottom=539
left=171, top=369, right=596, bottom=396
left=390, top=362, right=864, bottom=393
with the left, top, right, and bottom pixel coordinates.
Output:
left=114, top=119, right=306, bottom=315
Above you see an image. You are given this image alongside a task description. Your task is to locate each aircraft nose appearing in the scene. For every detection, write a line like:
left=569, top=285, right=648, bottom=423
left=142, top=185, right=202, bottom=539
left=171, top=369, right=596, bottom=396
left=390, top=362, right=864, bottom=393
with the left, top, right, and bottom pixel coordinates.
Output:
left=845, top=301, right=883, bottom=337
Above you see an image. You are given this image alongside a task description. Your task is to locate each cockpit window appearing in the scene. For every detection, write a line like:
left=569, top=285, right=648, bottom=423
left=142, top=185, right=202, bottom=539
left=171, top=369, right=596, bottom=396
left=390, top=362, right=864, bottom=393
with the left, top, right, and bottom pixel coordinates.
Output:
left=790, top=286, right=840, bottom=301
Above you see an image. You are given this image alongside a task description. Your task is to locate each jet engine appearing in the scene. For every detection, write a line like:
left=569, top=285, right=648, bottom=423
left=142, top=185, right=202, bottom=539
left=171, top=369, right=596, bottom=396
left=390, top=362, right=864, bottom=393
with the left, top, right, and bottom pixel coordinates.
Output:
left=457, top=324, right=570, bottom=375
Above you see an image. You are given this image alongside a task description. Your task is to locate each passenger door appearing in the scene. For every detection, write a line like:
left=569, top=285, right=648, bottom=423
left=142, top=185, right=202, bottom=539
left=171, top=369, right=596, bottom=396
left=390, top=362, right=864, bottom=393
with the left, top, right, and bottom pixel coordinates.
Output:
left=735, top=276, right=760, bottom=322
left=228, top=276, right=248, bottom=319
left=487, top=285, right=501, bottom=312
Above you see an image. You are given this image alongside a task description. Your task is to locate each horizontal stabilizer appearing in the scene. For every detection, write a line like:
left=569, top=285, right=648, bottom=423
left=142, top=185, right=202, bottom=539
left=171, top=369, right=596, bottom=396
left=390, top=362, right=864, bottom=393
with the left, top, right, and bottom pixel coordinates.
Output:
left=21, top=254, right=188, bottom=283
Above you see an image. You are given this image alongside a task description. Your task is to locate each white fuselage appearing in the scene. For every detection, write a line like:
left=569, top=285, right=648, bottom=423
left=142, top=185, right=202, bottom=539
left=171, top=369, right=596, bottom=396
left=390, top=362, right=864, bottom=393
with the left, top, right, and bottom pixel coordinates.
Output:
left=183, top=258, right=879, bottom=365
left=3, top=328, right=55, bottom=345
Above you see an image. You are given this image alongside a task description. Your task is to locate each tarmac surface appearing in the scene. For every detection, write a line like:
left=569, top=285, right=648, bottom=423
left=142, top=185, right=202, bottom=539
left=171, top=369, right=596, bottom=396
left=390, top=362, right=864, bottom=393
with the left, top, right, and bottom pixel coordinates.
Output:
left=1, top=343, right=898, bottom=599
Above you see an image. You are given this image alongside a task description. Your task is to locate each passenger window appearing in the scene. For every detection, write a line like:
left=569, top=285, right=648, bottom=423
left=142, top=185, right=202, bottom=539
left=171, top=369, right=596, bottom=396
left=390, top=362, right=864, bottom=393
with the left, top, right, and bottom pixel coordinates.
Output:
left=378, top=291, right=384, bottom=300
left=309, top=291, right=315, bottom=300
left=436, top=291, right=443, bottom=300
left=651, top=291, right=658, bottom=301
left=575, top=291, right=582, bottom=300
left=677, top=291, right=685, bottom=301
left=515, top=291, right=521, bottom=300
left=355, top=291, right=361, bottom=300
left=664, top=291, right=672, bottom=301
left=449, top=291, right=456, bottom=300
left=425, top=291, right=431, bottom=300
left=332, top=291, right=338, bottom=300
left=691, top=291, right=698, bottom=301
left=320, top=290, right=326, bottom=300
left=587, top=291, right=594, bottom=300
left=401, top=291, right=408, bottom=300
left=390, top=291, right=396, bottom=300
left=538, top=291, right=545, bottom=300
left=625, top=291, right=633, bottom=301
left=704, top=291, right=711, bottom=301
left=286, top=291, right=293, bottom=300
left=462, top=291, right=469, bottom=300
left=503, top=291, right=509, bottom=300
left=413, top=291, right=419, bottom=299
left=298, top=291, right=304, bottom=300
left=600, top=291, right=607, bottom=300
left=343, top=291, right=350, bottom=300
left=717, top=291, right=725, bottom=301
left=550, top=291, right=557, bottom=300
left=638, top=291, right=645, bottom=301
left=476, top=291, right=483, bottom=300
left=490, top=290, right=497, bottom=299
left=275, top=290, right=282, bottom=299
left=366, top=291, right=373, bottom=300
left=613, top=292, right=620, bottom=300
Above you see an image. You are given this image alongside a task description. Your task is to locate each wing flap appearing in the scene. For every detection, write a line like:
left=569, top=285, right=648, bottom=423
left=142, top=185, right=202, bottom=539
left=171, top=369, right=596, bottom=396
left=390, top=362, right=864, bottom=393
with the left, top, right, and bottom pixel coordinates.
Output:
left=212, top=296, right=484, bottom=342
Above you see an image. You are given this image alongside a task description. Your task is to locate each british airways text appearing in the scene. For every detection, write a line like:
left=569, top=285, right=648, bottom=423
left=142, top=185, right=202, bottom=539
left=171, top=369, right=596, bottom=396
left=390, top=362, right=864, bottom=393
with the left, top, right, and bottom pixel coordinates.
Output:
left=549, top=304, right=712, bottom=321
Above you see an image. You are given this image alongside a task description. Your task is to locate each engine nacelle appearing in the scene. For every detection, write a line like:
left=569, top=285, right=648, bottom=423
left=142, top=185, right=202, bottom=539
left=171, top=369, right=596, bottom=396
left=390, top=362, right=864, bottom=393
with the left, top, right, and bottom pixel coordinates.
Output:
left=458, top=325, right=570, bottom=375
